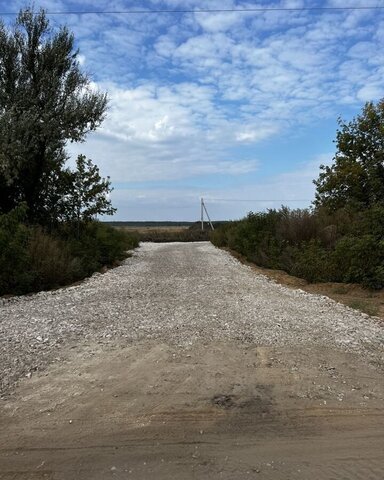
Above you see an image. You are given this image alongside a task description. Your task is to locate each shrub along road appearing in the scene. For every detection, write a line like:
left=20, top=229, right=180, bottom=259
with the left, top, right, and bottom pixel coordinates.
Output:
left=0, top=242, right=383, bottom=479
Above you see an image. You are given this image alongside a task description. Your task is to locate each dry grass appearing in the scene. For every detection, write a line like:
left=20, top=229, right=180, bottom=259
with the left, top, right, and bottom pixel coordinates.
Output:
left=118, top=226, right=190, bottom=235
left=117, top=226, right=209, bottom=242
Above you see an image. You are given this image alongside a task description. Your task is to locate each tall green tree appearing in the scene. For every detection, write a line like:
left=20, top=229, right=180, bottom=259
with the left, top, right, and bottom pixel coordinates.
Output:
left=0, top=8, right=108, bottom=220
left=314, top=99, right=384, bottom=212
left=65, top=154, right=116, bottom=224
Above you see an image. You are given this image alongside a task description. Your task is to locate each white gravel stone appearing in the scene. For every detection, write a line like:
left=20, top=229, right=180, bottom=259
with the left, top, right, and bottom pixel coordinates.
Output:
left=0, top=241, right=383, bottom=394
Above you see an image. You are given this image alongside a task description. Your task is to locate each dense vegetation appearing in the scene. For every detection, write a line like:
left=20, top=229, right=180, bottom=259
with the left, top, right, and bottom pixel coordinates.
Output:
left=0, top=205, right=138, bottom=296
left=211, top=100, right=384, bottom=290
left=0, top=9, right=136, bottom=296
left=210, top=206, right=384, bottom=289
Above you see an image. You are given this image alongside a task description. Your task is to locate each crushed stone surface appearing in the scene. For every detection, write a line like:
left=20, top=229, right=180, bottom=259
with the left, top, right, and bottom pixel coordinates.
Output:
left=1, top=241, right=383, bottom=394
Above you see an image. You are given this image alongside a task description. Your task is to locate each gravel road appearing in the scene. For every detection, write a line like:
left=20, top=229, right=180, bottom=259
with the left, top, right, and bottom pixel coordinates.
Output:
left=1, top=241, right=384, bottom=479
left=1, top=241, right=383, bottom=395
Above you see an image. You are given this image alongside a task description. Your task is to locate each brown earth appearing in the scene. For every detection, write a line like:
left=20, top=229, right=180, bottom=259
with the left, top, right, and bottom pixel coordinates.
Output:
left=1, top=340, right=383, bottom=479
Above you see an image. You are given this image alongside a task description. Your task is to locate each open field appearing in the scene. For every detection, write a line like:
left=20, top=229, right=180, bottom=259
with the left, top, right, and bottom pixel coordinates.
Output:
left=115, top=225, right=210, bottom=242
left=104, top=221, right=196, bottom=229
left=118, top=225, right=190, bottom=234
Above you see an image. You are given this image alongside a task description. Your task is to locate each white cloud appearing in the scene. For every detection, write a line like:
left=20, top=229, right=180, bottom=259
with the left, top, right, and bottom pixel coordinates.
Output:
left=67, top=81, right=259, bottom=182
left=108, top=153, right=333, bottom=221
left=77, top=53, right=86, bottom=65
left=347, top=41, right=376, bottom=59
left=194, top=11, right=245, bottom=33
left=357, top=84, right=384, bottom=102
left=236, top=126, right=278, bottom=142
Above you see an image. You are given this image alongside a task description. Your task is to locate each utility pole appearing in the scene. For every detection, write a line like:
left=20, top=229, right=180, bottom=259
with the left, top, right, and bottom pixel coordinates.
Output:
left=200, top=198, right=214, bottom=231
left=201, top=197, right=204, bottom=231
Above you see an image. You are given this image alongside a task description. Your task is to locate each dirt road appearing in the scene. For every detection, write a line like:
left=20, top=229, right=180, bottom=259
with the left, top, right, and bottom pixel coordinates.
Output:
left=1, top=242, right=383, bottom=479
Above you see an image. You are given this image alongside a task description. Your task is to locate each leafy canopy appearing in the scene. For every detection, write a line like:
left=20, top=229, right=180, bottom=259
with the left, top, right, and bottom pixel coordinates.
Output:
left=314, top=99, right=384, bottom=212
left=65, top=154, right=116, bottom=222
left=0, top=8, right=110, bottom=222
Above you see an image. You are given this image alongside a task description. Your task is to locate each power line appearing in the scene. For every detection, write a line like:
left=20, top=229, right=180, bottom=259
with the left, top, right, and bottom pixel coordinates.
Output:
left=0, top=6, right=384, bottom=15
left=207, top=198, right=313, bottom=202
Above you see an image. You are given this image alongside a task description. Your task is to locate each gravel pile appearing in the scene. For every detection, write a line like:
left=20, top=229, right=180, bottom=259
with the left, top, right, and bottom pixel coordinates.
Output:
left=1, top=241, right=383, bottom=394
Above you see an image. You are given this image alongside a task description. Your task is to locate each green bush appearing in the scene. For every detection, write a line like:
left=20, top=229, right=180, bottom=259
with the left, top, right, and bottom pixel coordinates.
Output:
left=210, top=205, right=384, bottom=289
left=66, top=222, right=138, bottom=274
left=0, top=214, right=139, bottom=296
left=0, top=205, right=34, bottom=294
left=27, top=227, right=81, bottom=291
left=332, top=235, right=384, bottom=289
left=291, top=240, right=333, bottom=283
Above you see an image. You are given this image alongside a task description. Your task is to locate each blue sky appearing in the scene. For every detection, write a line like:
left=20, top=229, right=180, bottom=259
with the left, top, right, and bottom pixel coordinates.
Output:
left=1, top=1, right=384, bottom=221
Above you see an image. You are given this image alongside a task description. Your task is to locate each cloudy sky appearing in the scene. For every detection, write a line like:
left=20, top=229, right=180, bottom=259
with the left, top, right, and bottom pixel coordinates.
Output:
left=1, top=1, right=384, bottom=220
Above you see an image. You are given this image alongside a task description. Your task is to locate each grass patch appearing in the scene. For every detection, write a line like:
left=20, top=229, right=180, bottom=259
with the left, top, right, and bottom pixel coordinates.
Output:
left=332, top=285, right=350, bottom=295
left=347, top=300, right=379, bottom=317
